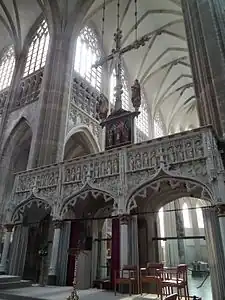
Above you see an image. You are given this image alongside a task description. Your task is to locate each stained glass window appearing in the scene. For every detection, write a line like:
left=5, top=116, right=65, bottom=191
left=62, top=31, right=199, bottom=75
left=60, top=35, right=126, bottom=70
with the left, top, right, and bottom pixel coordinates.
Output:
left=0, top=46, right=15, bottom=91
left=74, top=26, right=102, bottom=91
left=23, top=19, right=49, bottom=77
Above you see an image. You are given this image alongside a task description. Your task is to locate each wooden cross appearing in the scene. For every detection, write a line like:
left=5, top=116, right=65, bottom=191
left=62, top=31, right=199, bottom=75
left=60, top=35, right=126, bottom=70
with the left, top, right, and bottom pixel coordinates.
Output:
left=93, top=29, right=153, bottom=110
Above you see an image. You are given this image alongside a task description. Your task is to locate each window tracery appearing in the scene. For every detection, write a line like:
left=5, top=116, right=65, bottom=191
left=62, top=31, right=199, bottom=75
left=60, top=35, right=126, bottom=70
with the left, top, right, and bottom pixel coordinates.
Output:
left=0, top=46, right=15, bottom=91
left=23, top=19, right=49, bottom=77
left=182, top=203, right=191, bottom=228
left=74, top=26, right=102, bottom=91
left=154, top=113, right=164, bottom=138
left=136, top=103, right=149, bottom=136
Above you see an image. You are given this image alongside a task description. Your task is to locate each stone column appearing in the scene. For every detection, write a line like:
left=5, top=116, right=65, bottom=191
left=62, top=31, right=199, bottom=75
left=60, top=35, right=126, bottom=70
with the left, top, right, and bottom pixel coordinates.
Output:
left=0, top=224, right=13, bottom=274
left=202, top=207, right=225, bottom=300
left=217, top=204, right=225, bottom=259
left=48, top=220, right=62, bottom=285
left=120, top=215, right=129, bottom=267
left=181, top=0, right=225, bottom=137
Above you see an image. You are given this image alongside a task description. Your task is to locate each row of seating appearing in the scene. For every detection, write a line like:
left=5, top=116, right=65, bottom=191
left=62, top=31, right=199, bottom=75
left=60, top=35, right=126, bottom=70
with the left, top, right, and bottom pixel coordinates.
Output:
left=114, top=263, right=189, bottom=299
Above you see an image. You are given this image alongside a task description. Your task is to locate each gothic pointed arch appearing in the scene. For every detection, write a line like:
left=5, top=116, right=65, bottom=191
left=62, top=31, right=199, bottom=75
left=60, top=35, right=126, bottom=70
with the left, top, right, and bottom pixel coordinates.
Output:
left=64, top=125, right=100, bottom=160
left=60, top=185, right=114, bottom=219
left=0, top=117, right=32, bottom=218
left=126, top=174, right=213, bottom=214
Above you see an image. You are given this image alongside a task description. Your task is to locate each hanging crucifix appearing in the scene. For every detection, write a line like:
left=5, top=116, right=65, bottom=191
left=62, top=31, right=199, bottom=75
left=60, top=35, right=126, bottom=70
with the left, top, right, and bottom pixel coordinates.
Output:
left=93, top=0, right=152, bottom=150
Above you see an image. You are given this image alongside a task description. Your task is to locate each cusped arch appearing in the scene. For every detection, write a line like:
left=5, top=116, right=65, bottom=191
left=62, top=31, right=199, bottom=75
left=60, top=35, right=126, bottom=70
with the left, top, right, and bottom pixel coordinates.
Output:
left=10, top=197, right=51, bottom=224
left=126, top=174, right=214, bottom=213
left=64, top=125, right=100, bottom=158
left=60, top=186, right=115, bottom=218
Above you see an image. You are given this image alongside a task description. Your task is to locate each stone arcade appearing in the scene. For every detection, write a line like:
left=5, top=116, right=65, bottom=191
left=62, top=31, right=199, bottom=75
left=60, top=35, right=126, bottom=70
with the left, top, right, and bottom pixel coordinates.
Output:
left=0, top=1, right=225, bottom=300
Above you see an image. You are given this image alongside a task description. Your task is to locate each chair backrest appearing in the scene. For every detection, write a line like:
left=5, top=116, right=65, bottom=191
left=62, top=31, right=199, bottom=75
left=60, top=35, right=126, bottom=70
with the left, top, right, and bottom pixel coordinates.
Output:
left=120, top=265, right=138, bottom=279
left=146, top=263, right=164, bottom=276
left=177, top=264, right=188, bottom=282
left=165, top=293, right=178, bottom=300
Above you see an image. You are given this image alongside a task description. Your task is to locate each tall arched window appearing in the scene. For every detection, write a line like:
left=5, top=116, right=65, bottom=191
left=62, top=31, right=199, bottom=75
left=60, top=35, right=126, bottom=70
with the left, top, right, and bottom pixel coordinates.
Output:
left=0, top=46, right=15, bottom=91
left=154, top=113, right=164, bottom=138
left=182, top=203, right=191, bottom=228
left=109, top=68, right=129, bottom=110
left=74, top=26, right=102, bottom=91
left=136, top=104, right=149, bottom=136
left=196, top=204, right=204, bottom=228
left=23, top=19, right=49, bottom=77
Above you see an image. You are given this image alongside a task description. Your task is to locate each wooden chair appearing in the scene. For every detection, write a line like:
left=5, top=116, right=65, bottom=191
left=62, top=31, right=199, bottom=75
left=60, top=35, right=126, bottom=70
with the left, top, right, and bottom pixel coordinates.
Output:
left=140, top=263, right=164, bottom=299
left=165, top=294, right=178, bottom=300
left=114, top=265, right=139, bottom=296
left=161, top=264, right=189, bottom=300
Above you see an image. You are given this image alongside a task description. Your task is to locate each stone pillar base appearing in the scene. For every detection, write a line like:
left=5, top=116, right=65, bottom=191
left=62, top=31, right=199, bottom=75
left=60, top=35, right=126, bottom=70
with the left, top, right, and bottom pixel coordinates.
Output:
left=47, top=275, right=57, bottom=285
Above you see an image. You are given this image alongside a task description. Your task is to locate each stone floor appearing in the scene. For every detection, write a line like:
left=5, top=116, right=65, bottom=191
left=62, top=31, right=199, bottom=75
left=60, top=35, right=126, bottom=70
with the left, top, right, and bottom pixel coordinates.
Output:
left=0, top=275, right=212, bottom=300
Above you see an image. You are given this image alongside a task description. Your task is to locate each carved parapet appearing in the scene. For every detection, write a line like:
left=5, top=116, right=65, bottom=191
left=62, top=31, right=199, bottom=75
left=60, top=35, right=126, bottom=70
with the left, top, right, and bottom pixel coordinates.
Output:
left=11, top=68, right=44, bottom=111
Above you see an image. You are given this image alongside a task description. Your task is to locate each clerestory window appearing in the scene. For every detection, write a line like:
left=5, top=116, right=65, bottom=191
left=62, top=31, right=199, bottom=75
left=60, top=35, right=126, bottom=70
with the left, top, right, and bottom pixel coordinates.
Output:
left=23, top=19, right=49, bottom=77
left=0, top=46, right=15, bottom=91
left=74, top=26, right=102, bottom=91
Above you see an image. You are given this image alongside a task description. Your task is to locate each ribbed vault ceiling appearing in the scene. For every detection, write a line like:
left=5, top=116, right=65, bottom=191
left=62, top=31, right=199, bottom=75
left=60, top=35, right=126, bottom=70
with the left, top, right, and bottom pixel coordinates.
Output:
left=85, top=0, right=198, bottom=133
left=0, top=0, right=198, bottom=133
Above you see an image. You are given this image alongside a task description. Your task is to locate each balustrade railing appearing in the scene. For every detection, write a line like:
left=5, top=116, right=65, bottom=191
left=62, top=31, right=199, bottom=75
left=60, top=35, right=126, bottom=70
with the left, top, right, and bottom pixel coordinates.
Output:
left=13, top=126, right=219, bottom=197
left=11, top=68, right=44, bottom=110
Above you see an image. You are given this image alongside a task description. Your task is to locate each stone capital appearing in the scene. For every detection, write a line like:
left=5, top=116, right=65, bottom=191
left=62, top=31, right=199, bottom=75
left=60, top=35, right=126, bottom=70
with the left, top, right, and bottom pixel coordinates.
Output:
left=53, top=219, right=63, bottom=229
left=4, top=224, right=14, bottom=232
left=217, top=204, right=225, bottom=217
left=120, top=214, right=130, bottom=225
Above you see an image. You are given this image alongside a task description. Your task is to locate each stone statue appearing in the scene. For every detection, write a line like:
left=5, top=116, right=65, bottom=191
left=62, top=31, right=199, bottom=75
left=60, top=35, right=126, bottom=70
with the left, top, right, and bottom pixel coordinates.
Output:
left=131, top=79, right=141, bottom=112
left=96, top=93, right=109, bottom=120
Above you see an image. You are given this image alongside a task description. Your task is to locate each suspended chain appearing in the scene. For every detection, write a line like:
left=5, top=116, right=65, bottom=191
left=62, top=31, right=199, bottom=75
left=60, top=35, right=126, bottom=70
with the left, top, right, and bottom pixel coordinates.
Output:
left=117, top=0, right=120, bottom=30
left=134, top=0, right=138, bottom=41
left=101, top=0, right=106, bottom=49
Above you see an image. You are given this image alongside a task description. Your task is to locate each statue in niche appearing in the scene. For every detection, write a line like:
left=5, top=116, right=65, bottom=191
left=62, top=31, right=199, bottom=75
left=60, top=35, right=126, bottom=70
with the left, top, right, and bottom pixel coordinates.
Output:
left=94, top=163, right=100, bottom=177
left=65, top=168, right=71, bottom=182
left=107, top=161, right=112, bottom=175
left=71, top=168, right=75, bottom=181
left=143, top=152, right=149, bottom=167
left=135, top=153, right=141, bottom=169
left=195, top=140, right=203, bottom=157
left=76, top=166, right=81, bottom=181
left=168, top=146, right=175, bottom=163
left=186, top=141, right=194, bottom=158
left=129, top=155, right=135, bottom=171
left=150, top=150, right=157, bottom=167
left=131, top=79, right=141, bottom=112
left=176, top=144, right=184, bottom=161
left=113, top=159, right=119, bottom=173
